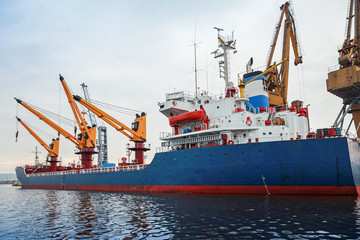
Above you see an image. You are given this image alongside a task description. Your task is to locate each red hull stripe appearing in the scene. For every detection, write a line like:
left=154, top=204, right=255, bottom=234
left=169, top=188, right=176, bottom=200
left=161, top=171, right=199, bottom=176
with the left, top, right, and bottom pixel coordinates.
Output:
left=21, top=185, right=360, bottom=195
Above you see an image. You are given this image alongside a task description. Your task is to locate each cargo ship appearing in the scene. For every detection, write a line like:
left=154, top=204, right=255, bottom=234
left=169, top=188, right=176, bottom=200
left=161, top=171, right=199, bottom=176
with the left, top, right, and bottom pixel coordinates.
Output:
left=15, top=3, right=360, bottom=195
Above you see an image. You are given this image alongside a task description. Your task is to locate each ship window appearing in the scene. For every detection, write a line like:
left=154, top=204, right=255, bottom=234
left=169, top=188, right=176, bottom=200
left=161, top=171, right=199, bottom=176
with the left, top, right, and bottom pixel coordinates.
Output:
left=198, top=100, right=201, bottom=104
left=234, top=104, right=236, bottom=107
left=217, top=106, right=219, bottom=109
left=243, top=133, right=246, bottom=138
left=229, top=120, right=231, bottom=123
left=160, top=105, right=164, bottom=109
left=263, top=133, right=266, bottom=135
left=269, top=132, right=272, bottom=135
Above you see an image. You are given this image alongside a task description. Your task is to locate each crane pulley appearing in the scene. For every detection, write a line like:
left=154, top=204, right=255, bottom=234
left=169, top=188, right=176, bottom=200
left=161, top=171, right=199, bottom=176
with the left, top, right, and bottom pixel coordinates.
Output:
left=266, top=1, right=303, bottom=106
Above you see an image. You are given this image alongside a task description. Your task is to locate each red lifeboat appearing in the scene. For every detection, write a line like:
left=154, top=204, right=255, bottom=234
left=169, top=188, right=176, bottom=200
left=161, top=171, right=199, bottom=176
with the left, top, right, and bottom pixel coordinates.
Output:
left=169, top=110, right=205, bottom=127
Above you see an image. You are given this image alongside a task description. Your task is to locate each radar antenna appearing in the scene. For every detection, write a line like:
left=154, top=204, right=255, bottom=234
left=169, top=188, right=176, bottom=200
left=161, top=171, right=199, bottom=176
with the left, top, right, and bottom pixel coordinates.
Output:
left=212, top=27, right=237, bottom=91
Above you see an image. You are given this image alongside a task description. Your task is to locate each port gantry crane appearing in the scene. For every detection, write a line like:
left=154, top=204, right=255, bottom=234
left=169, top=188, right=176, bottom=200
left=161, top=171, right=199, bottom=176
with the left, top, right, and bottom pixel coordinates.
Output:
left=265, top=1, right=303, bottom=107
left=59, top=75, right=97, bottom=168
left=73, top=95, right=149, bottom=165
left=15, top=98, right=91, bottom=168
left=327, top=0, right=360, bottom=137
left=81, top=82, right=108, bottom=167
left=16, top=117, right=60, bottom=171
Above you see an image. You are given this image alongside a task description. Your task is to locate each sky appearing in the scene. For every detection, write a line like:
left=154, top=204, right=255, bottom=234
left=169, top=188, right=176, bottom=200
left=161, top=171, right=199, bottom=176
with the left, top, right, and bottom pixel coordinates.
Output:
left=0, top=0, right=349, bottom=174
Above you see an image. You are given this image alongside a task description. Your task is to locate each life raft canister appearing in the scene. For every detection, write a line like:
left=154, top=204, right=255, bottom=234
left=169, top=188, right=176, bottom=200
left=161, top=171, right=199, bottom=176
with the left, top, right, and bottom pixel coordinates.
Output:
left=169, top=109, right=205, bottom=127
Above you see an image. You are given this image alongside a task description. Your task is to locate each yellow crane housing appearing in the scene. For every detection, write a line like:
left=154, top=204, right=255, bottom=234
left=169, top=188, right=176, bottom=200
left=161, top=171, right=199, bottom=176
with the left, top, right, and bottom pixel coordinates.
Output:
left=327, top=0, right=360, bottom=137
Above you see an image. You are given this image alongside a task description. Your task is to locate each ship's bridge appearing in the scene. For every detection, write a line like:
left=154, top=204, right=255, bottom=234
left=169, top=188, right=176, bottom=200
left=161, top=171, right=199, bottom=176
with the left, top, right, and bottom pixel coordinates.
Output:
left=158, top=91, right=213, bottom=118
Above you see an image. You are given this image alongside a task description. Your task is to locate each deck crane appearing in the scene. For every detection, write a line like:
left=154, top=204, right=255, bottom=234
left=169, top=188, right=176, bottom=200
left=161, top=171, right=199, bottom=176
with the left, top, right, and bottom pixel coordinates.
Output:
left=16, top=117, right=60, bottom=171
left=59, top=75, right=97, bottom=168
left=265, top=1, right=303, bottom=106
left=81, top=83, right=108, bottom=167
left=14, top=98, right=91, bottom=168
left=327, top=0, right=360, bottom=137
left=73, top=95, right=149, bottom=165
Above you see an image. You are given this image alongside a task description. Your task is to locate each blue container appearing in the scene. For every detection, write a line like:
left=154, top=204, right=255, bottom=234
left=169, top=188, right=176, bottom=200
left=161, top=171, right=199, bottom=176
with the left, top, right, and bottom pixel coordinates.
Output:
left=100, top=163, right=116, bottom=168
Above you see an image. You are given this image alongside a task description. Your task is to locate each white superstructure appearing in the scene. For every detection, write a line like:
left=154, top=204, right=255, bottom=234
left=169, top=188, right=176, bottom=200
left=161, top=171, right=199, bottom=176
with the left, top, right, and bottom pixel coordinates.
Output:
left=158, top=30, right=310, bottom=152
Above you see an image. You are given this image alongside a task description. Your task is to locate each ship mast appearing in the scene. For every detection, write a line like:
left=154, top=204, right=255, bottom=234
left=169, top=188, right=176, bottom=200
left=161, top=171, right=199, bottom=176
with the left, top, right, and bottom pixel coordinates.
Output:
left=212, top=27, right=237, bottom=91
left=190, top=41, right=201, bottom=98
left=32, top=146, right=41, bottom=165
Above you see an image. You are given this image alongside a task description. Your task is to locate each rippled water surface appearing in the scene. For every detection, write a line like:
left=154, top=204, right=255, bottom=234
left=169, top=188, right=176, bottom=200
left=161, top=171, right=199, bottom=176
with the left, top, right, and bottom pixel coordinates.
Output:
left=0, top=185, right=360, bottom=239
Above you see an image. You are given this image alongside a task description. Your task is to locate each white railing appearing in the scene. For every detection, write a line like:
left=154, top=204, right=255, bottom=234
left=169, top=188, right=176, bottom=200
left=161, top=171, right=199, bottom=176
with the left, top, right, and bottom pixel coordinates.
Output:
left=156, top=147, right=171, bottom=153
left=159, top=132, right=172, bottom=139
left=26, top=164, right=148, bottom=177
left=328, top=65, right=340, bottom=73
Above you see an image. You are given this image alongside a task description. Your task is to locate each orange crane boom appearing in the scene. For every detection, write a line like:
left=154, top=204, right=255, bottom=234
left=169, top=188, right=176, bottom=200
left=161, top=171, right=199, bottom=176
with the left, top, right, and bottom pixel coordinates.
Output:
left=16, top=117, right=59, bottom=157
left=73, top=95, right=148, bottom=165
left=73, top=95, right=146, bottom=142
left=16, top=116, right=60, bottom=171
left=14, top=98, right=80, bottom=147
left=59, top=74, right=96, bottom=148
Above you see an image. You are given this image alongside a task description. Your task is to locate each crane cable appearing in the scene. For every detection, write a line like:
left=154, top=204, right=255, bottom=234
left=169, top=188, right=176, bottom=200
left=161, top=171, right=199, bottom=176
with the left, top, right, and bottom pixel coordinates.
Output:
left=15, top=104, right=19, bottom=142
left=90, top=99, right=143, bottom=116
left=25, top=102, right=76, bottom=127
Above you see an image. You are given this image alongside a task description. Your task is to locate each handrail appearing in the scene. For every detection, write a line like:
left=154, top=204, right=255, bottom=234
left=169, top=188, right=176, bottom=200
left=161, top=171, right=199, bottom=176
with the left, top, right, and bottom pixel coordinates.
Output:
left=26, top=164, right=148, bottom=177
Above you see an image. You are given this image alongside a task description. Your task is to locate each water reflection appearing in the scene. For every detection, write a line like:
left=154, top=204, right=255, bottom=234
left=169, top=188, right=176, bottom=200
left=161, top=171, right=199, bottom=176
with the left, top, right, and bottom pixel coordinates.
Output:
left=125, top=202, right=154, bottom=239
left=355, top=197, right=360, bottom=235
left=72, top=192, right=98, bottom=238
left=43, top=191, right=62, bottom=238
left=2, top=184, right=360, bottom=239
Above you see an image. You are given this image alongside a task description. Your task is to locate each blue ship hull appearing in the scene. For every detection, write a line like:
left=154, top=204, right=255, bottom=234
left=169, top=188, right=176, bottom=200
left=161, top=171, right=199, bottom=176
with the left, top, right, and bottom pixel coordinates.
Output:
left=16, top=137, right=360, bottom=195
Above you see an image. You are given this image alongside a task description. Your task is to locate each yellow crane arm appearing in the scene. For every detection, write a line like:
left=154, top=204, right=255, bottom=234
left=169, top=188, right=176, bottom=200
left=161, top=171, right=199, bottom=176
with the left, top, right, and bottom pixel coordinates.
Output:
left=266, top=6, right=286, bottom=69
left=265, top=2, right=303, bottom=106
left=14, top=98, right=80, bottom=146
left=59, top=75, right=96, bottom=148
left=16, top=117, right=59, bottom=157
left=287, top=12, right=302, bottom=66
left=239, top=59, right=287, bottom=98
left=73, top=95, right=146, bottom=142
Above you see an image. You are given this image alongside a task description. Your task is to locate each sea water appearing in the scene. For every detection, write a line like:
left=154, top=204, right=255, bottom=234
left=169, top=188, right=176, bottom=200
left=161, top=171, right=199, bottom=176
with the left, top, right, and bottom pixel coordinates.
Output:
left=0, top=184, right=359, bottom=239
